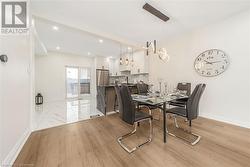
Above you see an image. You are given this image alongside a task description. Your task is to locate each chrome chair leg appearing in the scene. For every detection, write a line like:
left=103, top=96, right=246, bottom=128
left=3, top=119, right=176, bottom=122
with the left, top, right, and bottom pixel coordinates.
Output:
left=117, top=118, right=153, bottom=153
left=149, top=109, right=152, bottom=116
left=139, top=105, right=152, bottom=115
left=167, top=114, right=201, bottom=145
left=148, top=118, right=153, bottom=139
left=139, top=105, right=161, bottom=121
left=168, top=130, right=201, bottom=145
left=173, top=115, right=179, bottom=128
left=153, top=109, right=161, bottom=121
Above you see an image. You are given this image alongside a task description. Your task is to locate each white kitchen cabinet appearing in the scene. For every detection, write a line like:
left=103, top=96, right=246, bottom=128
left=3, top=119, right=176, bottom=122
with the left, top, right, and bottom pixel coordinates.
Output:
left=95, top=56, right=109, bottom=70
left=99, top=51, right=149, bottom=77
left=94, top=57, right=121, bottom=76
left=118, top=51, right=149, bottom=74
left=130, top=51, right=149, bottom=74
left=111, top=58, right=120, bottom=76
left=119, top=53, right=131, bottom=72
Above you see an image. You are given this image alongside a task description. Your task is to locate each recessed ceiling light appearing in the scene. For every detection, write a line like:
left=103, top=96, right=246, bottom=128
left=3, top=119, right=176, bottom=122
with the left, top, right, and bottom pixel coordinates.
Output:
left=53, top=26, right=58, bottom=30
left=56, top=46, right=60, bottom=50
left=87, top=52, right=91, bottom=55
left=99, top=39, right=103, bottom=43
left=128, top=47, right=132, bottom=50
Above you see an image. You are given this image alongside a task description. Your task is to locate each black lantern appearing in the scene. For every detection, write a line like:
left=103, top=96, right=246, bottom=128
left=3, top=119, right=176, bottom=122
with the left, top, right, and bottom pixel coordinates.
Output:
left=0, top=54, right=8, bottom=63
left=35, top=93, right=43, bottom=105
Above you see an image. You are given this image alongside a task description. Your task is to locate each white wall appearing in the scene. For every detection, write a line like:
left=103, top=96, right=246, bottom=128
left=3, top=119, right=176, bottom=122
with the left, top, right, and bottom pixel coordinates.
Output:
left=35, top=52, right=95, bottom=103
left=149, top=10, right=250, bottom=128
left=0, top=34, right=3, bottom=165
left=0, top=34, right=32, bottom=165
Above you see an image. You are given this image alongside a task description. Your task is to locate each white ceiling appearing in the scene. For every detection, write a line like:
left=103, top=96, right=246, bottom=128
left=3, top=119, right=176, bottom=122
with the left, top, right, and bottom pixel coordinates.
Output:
left=32, top=0, right=250, bottom=57
left=34, top=18, right=122, bottom=57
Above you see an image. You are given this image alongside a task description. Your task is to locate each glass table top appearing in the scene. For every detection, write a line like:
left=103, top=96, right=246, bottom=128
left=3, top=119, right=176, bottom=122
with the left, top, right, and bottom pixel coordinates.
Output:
left=132, top=94, right=187, bottom=106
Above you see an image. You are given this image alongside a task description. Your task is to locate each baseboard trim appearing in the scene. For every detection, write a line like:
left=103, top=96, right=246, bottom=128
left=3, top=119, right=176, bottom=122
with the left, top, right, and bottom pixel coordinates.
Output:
left=199, top=113, right=250, bottom=129
left=2, top=129, right=31, bottom=166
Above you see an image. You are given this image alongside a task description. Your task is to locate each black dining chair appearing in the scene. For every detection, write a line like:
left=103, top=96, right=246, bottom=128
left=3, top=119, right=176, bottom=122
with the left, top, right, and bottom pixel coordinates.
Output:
left=178, top=82, right=191, bottom=96
left=137, top=83, right=148, bottom=95
left=136, top=83, right=159, bottom=117
left=115, top=85, right=153, bottom=153
left=169, top=82, right=191, bottom=107
left=166, top=84, right=206, bottom=145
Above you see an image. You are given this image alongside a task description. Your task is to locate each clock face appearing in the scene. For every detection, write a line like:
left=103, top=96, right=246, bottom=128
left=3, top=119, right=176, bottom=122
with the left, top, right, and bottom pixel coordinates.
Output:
left=194, top=49, right=229, bottom=77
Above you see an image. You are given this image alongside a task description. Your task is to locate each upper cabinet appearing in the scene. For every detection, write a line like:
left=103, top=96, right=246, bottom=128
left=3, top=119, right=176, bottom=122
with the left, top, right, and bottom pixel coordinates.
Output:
left=119, top=51, right=149, bottom=74
left=109, top=58, right=120, bottom=76
left=96, top=51, right=149, bottom=76
left=95, top=57, right=109, bottom=70
left=131, top=51, right=149, bottom=74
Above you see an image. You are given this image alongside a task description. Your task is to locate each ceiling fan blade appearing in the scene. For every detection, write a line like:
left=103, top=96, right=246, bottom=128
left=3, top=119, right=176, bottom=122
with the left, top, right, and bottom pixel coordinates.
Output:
left=143, top=3, right=170, bottom=22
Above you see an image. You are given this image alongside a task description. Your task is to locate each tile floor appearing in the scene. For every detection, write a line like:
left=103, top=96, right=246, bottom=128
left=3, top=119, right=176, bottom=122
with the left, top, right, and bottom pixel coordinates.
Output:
left=34, top=98, right=103, bottom=130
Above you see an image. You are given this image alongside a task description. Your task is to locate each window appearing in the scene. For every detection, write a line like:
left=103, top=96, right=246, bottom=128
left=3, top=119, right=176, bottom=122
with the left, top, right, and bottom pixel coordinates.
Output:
left=66, top=66, right=91, bottom=99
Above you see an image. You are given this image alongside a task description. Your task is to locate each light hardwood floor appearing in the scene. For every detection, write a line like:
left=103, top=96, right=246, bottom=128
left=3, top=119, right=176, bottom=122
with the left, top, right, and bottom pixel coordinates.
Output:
left=14, top=113, right=250, bottom=167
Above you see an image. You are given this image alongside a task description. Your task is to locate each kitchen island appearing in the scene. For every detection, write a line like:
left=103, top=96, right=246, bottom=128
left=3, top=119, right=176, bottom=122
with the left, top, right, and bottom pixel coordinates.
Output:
left=96, top=84, right=138, bottom=115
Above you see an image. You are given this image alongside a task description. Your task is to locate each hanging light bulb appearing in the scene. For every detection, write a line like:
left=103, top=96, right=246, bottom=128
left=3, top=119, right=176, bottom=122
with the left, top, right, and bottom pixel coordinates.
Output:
left=124, top=46, right=130, bottom=66
left=125, top=58, right=129, bottom=66
left=119, top=57, right=123, bottom=65
left=130, top=48, right=134, bottom=67
left=153, top=40, right=157, bottom=54
left=119, top=43, right=124, bottom=65
left=131, top=59, right=134, bottom=67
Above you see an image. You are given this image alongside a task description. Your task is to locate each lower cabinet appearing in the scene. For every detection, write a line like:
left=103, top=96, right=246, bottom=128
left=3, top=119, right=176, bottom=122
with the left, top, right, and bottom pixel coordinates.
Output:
left=96, top=85, right=138, bottom=115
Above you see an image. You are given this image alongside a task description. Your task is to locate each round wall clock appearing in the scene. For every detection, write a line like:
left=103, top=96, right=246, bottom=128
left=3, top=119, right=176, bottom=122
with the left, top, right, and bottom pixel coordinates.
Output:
left=194, top=49, right=229, bottom=77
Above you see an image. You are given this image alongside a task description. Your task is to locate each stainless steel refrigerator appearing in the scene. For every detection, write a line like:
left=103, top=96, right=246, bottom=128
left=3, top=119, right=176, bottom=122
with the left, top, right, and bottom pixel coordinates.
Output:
left=96, top=69, right=109, bottom=115
left=96, top=69, right=109, bottom=86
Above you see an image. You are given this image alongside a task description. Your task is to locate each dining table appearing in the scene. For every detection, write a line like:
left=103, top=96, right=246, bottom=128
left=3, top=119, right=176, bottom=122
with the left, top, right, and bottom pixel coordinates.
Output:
left=132, top=93, right=187, bottom=143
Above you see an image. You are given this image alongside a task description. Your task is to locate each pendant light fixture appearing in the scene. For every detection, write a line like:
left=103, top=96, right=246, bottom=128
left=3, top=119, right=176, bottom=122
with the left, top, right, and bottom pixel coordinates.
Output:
left=119, top=43, right=123, bottom=65
left=131, top=48, right=134, bottom=67
left=158, top=48, right=169, bottom=62
left=119, top=58, right=123, bottom=65
left=119, top=44, right=135, bottom=66
left=145, top=40, right=169, bottom=62
left=125, top=58, right=129, bottom=66
left=125, top=46, right=129, bottom=66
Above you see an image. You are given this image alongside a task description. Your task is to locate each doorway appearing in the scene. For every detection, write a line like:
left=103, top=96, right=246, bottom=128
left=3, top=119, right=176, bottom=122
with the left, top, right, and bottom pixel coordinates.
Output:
left=34, top=65, right=103, bottom=131
left=66, top=66, right=91, bottom=99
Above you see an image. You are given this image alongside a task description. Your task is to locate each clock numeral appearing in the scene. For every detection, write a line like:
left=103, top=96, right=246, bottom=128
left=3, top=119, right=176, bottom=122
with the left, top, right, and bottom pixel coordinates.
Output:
left=202, top=54, right=205, bottom=57
left=221, top=65, right=225, bottom=69
left=208, top=50, right=213, bottom=55
left=197, top=58, right=201, bottom=61
left=207, top=56, right=214, bottom=60
left=207, top=72, right=211, bottom=75
left=215, top=70, right=219, bottom=74
left=224, top=60, right=228, bottom=64
left=201, top=71, right=205, bottom=74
